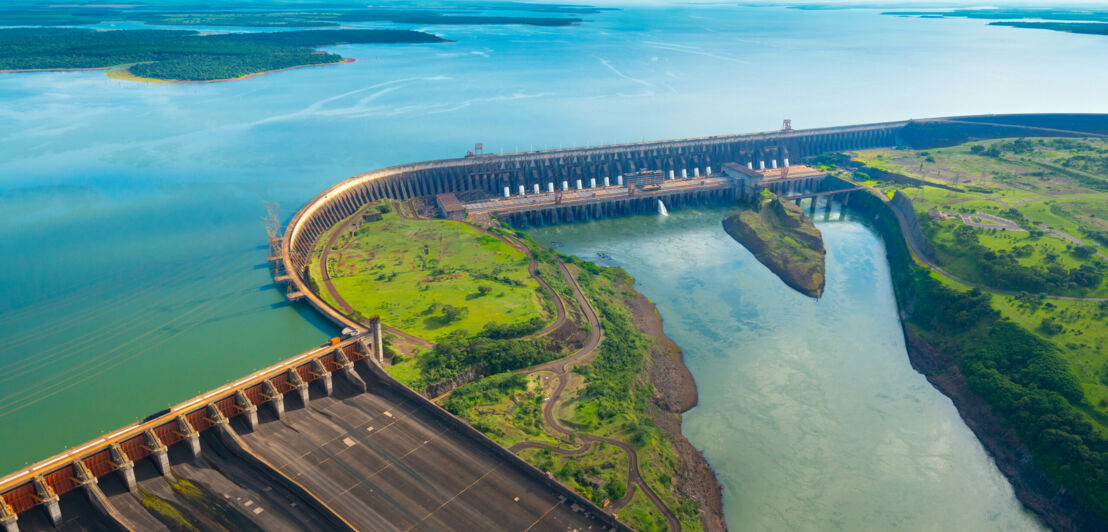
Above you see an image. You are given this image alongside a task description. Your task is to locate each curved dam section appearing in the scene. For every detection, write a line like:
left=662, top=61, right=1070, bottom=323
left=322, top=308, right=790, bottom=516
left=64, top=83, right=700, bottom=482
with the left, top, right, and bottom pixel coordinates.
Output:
left=279, top=113, right=1108, bottom=305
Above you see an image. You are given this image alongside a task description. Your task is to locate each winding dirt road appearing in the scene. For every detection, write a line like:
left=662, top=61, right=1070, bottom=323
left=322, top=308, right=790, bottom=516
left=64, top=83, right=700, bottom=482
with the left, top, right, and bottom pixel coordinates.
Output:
left=315, top=200, right=681, bottom=529
left=509, top=259, right=682, bottom=531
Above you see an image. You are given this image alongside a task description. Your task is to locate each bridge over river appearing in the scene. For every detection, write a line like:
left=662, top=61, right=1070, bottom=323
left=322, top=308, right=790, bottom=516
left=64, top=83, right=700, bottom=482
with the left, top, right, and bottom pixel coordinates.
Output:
left=4, top=113, right=1108, bottom=531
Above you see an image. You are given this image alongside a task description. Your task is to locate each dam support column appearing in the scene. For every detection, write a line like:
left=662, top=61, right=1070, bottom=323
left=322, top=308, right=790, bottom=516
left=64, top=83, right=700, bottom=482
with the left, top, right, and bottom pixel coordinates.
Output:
left=177, top=415, right=200, bottom=458
left=208, top=403, right=228, bottom=429
left=289, top=368, right=309, bottom=407
left=263, top=381, right=285, bottom=420
left=1, top=495, right=17, bottom=532
left=312, top=359, right=333, bottom=396
left=33, top=476, right=60, bottom=528
left=108, top=443, right=135, bottom=492
left=74, top=459, right=131, bottom=531
left=235, top=390, right=258, bottom=431
left=144, top=429, right=170, bottom=476
left=335, top=349, right=368, bottom=392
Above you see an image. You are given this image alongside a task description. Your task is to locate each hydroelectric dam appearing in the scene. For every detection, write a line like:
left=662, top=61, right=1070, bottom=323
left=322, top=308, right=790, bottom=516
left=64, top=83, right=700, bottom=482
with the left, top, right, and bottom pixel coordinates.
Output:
left=3, top=113, right=1108, bottom=532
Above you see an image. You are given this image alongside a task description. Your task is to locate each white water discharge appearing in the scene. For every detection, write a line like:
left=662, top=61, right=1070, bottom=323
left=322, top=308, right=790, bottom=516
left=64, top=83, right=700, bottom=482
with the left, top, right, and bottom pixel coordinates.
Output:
left=658, top=199, right=669, bottom=216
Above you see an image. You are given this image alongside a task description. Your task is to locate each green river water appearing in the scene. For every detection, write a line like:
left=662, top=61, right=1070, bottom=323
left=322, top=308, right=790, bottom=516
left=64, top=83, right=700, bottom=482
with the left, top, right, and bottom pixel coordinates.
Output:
left=529, top=206, right=1046, bottom=531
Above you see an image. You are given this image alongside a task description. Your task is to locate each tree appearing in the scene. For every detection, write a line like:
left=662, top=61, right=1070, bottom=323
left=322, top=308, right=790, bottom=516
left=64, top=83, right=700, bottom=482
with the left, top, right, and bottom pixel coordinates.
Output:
left=440, top=304, right=468, bottom=323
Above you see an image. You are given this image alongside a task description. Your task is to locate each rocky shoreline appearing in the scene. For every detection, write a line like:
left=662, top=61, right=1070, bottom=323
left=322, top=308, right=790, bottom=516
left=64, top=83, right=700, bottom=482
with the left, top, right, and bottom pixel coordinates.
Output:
left=848, top=185, right=1108, bottom=532
left=903, top=329, right=1102, bottom=531
left=627, top=289, right=728, bottom=532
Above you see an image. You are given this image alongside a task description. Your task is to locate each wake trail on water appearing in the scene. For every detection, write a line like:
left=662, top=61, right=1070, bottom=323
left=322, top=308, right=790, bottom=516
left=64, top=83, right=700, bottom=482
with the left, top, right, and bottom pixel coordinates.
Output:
left=0, top=273, right=254, bottom=418
left=0, top=249, right=248, bottom=357
left=597, top=58, right=656, bottom=90
left=0, top=260, right=246, bottom=396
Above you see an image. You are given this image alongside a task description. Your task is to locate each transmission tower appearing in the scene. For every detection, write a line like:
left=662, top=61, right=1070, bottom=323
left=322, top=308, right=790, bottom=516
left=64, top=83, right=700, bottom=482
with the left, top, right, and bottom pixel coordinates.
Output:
left=264, top=202, right=283, bottom=273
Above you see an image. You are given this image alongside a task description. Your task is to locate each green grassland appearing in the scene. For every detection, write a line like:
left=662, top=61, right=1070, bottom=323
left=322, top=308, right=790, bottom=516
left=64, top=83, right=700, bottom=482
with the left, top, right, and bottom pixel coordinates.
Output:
left=441, top=248, right=704, bottom=531
left=850, top=139, right=1108, bottom=297
left=356, top=224, right=707, bottom=529
left=309, top=204, right=548, bottom=343
left=849, top=139, right=1108, bottom=405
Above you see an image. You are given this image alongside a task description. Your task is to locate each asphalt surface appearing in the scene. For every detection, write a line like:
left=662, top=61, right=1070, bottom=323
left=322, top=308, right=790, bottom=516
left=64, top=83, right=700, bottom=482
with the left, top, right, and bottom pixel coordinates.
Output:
left=236, top=374, right=610, bottom=531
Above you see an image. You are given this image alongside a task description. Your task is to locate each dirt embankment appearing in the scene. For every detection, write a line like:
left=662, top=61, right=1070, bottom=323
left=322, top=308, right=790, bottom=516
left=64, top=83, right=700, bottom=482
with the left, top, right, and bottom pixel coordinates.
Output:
left=722, top=199, right=826, bottom=298
left=903, top=330, right=1104, bottom=531
left=628, top=290, right=728, bottom=532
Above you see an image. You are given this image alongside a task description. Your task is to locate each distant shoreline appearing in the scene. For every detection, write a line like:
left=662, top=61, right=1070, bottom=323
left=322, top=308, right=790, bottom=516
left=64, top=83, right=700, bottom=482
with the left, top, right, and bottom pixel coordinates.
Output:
left=108, top=57, right=357, bottom=84
left=0, top=57, right=357, bottom=83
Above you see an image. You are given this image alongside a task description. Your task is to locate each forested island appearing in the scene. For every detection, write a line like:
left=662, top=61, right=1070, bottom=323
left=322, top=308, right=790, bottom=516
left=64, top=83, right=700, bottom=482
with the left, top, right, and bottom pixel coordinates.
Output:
left=722, top=192, right=826, bottom=298
left=884, top=8, right=1108, bottom=38
left=0, top=5, right=594, bottom=28
left=0, top=28, right=448, bottom=82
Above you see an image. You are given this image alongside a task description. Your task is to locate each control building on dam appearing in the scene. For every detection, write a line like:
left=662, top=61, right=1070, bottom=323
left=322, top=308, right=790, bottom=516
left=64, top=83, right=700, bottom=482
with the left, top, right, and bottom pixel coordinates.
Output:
left=4, top=113, right=1108, bottom=532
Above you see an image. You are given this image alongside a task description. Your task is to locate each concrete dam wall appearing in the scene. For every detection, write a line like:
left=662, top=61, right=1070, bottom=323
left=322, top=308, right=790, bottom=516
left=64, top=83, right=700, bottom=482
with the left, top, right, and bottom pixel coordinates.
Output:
left=281, top=113, right=1108, bottom=278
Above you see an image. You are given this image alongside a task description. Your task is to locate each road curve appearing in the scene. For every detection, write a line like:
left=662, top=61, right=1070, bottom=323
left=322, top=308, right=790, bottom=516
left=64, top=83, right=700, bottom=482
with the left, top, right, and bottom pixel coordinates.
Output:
left=522, top=260, right=682, bottom=531
left=314, top=201, right=680, bottom=529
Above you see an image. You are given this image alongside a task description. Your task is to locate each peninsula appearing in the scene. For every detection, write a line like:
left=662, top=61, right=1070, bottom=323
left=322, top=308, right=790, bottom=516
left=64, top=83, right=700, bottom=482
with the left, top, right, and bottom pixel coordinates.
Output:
left=306, top=200, right=724, bottom=531
left=722, top=192, right=826, bottom=298
left=0, top=28, right=448, bottom=82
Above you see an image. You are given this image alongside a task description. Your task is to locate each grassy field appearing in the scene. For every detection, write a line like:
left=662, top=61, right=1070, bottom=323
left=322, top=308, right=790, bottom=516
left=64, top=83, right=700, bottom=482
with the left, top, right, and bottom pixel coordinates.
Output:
left=436, top=243, right=705, bottom=531
left=309, top=203, right=549, bottom=342
left=849, top=137, right=1108, bottom=422
left=849, top=138, right=1108, bottom=298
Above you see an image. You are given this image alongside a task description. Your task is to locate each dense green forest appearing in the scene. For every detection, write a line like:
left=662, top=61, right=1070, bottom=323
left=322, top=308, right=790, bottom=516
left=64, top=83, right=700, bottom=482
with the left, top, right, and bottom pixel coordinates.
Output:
left=0, top=5, right=591, bottom=28
left=0, top=28, right=447, bottom=81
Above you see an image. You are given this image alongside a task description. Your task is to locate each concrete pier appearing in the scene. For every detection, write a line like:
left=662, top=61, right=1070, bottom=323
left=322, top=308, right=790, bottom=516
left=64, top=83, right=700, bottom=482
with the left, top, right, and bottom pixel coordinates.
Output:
left=288, top=367, right=309, bottom=407
left=177, top=415, right=200, bottom=458
left=31, top=478, right=58, bottom=528
left=263, top=381, right=284, bottom=420
left=143, top=430, right=170, bottom=476
left=108, top=444, right=134, bottom=492
left=334, top=348, right=368, bottom=392
left=311, top=359, right=333, bottom=396
left=235, top=390, right=258, bottom=431
left=1, top=495, right=16, bottom=532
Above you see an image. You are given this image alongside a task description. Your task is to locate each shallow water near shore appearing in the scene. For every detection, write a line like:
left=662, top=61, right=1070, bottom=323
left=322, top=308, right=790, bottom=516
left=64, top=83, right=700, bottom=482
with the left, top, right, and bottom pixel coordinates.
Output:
left=529, top=208, right=1045, bottom=530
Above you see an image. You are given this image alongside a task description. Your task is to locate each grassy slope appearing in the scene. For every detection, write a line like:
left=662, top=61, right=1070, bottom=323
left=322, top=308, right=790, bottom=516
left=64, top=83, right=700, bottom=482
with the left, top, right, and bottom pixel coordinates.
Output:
left=442, top=247, right=703, bottom=531
left=849, top=138, right=1108, bottom=426
left=310, top=205, right=548, bottom=342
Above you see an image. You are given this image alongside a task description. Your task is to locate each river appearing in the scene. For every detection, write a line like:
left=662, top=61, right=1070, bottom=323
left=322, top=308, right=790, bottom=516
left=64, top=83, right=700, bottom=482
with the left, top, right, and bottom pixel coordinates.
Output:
left=530, top=207, right=1045, bottom=530
left=1, top=1, right=1104, bottom=526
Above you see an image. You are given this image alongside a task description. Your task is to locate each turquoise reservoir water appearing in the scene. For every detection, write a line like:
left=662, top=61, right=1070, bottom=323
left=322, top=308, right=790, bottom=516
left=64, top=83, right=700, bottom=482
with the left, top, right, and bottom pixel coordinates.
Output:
left=0, top=2, right=1105, bottom=523
left=529, top=209, right=1045, bottom=530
